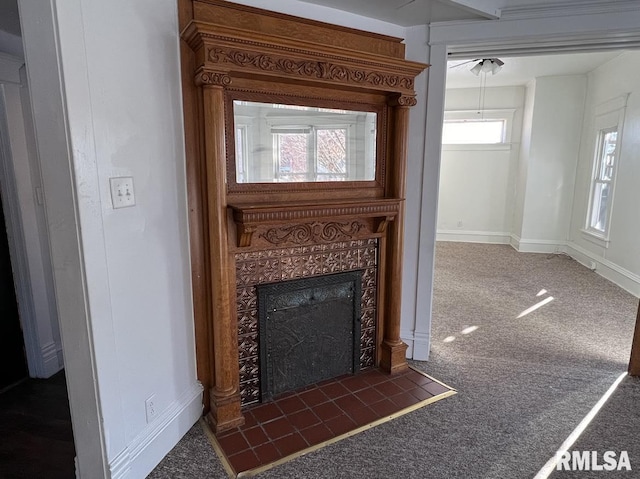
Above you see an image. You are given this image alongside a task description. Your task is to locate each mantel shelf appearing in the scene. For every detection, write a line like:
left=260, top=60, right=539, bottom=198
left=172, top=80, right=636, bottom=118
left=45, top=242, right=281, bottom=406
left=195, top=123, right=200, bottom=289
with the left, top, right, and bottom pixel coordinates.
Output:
left=229, top=198, right=403, bottom=247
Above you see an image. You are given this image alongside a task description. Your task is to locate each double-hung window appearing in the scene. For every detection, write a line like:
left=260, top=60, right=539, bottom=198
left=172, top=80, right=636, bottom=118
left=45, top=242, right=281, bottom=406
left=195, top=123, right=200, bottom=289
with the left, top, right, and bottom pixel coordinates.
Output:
left=584, top=95, right=628, bottom=243
left=273, top=126, right=348, bottom=182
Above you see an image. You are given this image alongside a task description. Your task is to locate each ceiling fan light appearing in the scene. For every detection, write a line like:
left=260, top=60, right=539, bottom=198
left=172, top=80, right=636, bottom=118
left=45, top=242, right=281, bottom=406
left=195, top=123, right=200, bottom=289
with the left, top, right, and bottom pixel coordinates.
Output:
left=491, top=63, right=503, bottom=74
left=481, top=61, right=494, bottom=73
left=470, top=62, right=483, bottom=76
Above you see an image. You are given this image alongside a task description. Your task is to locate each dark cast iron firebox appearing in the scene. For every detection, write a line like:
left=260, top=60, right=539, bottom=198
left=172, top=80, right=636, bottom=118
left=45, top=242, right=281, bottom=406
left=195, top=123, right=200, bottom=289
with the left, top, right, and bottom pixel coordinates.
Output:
left=257, top=271, right=362, bottom=402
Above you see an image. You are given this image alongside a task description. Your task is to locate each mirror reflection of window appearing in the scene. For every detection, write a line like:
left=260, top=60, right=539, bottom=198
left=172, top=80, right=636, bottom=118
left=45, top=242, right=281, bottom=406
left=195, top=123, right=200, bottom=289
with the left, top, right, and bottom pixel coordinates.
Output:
left=233, top=101, right=376, bottom=183
left=235, top=125, right=249, bottom=183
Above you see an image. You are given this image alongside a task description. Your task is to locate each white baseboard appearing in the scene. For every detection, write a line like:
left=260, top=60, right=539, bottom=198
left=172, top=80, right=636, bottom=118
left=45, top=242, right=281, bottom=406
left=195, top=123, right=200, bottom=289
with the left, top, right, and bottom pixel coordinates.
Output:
left=401, top=330, right=431, bottom=361
left=566, top=242, right=640, bottom=297
left=402, top=332, right=414, bottom=358
left=509, top=234, right=521, bottom=250
left=437, top=230, right=511, bottom=244
left=510, top=235, right=566, bottom=254
left=41, top=342, right=63, bottom=377
left=56, top=345, right=64, bottom=369
left=109, top=382, right=204, bottom=479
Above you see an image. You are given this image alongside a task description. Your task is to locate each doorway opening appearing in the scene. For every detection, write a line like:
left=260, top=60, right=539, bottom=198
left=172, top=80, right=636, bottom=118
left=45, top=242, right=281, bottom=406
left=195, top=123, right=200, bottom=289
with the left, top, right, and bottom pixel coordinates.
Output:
left=434, top=48, right=639, bottom=362
left=0, top=3, right=75, bottom=474
left=0, top=192, right=28, bottom=391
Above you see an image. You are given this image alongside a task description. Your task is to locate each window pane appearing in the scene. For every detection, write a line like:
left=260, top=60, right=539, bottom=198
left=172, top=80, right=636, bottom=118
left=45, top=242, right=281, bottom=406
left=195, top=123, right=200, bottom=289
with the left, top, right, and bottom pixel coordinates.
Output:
left=316, top=128, right=347, bottom=175
left=235, top=127, right=246, bottom=182
left=598, top=130, right=617, bottom=181
left=442, top=120, right=505, bottom=144
left=275, top=133, right=309, bottom=181
left=590, top=182, right=610, bottom=232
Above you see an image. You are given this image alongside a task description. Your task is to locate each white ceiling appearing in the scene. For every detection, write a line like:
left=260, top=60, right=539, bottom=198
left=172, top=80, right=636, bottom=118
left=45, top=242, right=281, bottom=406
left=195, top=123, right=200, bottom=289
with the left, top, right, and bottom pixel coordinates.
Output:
left=446, top=51, right=623, bottom=89
left=298, top=0, right=489, bottom=25
left=298, top=0, right=587, bottom=26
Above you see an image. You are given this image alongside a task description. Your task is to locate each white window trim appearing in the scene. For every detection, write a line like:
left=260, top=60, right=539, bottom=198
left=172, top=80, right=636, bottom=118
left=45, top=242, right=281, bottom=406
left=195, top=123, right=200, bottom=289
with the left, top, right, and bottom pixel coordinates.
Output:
left=235, top=123, right=251, bottom=182
left=442, top=108, right=516, bottom=150
left=581, top=94, right=629, bottom=247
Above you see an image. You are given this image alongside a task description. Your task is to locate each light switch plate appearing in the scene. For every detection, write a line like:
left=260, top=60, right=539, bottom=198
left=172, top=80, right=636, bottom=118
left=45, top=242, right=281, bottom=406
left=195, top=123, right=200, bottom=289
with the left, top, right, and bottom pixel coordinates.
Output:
left=109, top=177, right=135, bottom=209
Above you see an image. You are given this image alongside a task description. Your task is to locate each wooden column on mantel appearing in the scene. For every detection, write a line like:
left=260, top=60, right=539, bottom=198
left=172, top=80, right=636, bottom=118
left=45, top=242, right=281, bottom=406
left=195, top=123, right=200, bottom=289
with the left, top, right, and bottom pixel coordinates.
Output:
left=199, top=77, right=244, bottom=430
left=381, top=97, right=415, bottom=373
left=178, top=0, right=427, bottom=432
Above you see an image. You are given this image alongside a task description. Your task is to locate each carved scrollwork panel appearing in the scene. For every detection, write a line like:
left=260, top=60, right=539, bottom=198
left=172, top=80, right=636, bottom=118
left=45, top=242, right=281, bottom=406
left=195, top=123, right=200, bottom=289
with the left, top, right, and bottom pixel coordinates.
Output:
left=260, top=221, right=364, bottom=246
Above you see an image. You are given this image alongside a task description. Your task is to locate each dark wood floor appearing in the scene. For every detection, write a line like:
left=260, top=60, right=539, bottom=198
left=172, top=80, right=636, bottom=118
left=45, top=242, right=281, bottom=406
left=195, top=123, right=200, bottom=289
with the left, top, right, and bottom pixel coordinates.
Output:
left=0, top=371, right=75, bottom=478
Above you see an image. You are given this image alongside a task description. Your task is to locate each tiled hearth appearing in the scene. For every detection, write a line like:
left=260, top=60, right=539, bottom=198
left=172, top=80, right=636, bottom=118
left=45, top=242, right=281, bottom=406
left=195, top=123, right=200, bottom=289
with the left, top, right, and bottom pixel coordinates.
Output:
left=206, top=367, right=456, bottom=477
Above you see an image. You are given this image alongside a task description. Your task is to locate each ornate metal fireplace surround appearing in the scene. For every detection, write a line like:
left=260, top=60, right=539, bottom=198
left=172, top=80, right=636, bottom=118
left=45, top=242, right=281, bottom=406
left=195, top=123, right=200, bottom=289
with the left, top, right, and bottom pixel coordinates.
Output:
left=179, top=0, right=427, bottom=432
left=237, top=241, right=377, bottom=406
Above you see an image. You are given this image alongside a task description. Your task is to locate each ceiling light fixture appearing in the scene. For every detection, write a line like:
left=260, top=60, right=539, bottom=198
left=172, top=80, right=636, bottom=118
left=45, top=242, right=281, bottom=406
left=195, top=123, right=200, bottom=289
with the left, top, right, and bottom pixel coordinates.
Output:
left=469, top=58, right=504, bottom=117
left=470, top=58, right=504, bottom=76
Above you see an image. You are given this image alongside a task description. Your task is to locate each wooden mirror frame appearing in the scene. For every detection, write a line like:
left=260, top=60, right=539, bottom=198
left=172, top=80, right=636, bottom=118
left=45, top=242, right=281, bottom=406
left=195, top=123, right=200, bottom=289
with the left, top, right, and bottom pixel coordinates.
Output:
left=179, top=0, right=427, bottom=432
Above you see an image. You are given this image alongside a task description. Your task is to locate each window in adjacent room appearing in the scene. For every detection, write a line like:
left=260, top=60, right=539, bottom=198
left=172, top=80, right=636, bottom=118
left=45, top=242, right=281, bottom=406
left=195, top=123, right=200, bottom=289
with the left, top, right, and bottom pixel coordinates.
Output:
left=442, top=119, right=505, bottom=144
left=584, top=94, right=628, bottom=244
left=587, top=127, right=618, bottom=234
left=441, top=109, right=514, bottom=148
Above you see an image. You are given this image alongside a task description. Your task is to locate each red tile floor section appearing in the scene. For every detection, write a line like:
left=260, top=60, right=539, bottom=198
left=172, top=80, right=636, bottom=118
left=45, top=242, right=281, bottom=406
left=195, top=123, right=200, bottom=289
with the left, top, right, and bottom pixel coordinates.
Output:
left=210, top=367, right=455, bottom=476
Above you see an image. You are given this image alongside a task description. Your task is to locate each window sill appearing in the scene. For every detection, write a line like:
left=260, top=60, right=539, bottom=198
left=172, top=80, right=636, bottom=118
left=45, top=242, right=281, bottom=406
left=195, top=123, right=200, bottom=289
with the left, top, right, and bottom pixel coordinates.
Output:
left=441, top=143, right=513, bottom=152
left=580, top=229, right=610, bottom=249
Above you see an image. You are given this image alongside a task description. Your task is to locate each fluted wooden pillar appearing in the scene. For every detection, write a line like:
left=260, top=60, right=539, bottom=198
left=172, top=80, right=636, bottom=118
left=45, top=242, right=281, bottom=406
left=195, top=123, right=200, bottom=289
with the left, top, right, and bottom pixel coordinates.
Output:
left=629, top=301, right=640, bottom=376
left=200, top=73, right=244, bottom=432
left=380, top=97, right=415, bottom=373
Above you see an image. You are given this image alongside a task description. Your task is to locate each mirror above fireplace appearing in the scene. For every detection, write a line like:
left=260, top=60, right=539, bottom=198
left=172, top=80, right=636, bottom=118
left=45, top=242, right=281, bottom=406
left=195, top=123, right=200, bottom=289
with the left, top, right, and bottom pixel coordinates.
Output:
left=233, top=100, right=378, bottom=184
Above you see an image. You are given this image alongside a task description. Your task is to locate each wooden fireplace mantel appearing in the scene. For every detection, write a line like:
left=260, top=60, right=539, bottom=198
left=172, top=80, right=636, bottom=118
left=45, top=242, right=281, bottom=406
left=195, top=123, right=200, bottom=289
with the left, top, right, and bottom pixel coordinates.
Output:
left=178, top=0, right=428, bottom=433
left=229, top=198, right=402, bottom=247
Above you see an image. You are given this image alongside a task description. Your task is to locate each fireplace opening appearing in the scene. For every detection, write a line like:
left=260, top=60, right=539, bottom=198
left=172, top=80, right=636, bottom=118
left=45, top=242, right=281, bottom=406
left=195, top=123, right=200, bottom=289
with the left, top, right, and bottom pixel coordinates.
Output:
left=257, top=271, right=362, bottom=402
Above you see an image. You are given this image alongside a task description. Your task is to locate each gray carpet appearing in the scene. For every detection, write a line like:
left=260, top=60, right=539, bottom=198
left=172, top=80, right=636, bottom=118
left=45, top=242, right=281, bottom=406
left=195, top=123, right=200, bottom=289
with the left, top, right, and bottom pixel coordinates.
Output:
left=149, top=242, right=639, bottom=478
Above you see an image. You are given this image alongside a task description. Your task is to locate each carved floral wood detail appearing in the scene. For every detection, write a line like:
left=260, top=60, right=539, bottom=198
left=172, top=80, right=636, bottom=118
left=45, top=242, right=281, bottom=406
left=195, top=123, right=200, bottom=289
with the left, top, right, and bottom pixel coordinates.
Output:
left=207, top=47, right=415, bottom=91
left=236, top=239, right=378, bottom=406
left=195, top=70, right=231, bottom=87
left=259, top=221, right=364, bottom=246
left=396, top=95, right=418, bottom=107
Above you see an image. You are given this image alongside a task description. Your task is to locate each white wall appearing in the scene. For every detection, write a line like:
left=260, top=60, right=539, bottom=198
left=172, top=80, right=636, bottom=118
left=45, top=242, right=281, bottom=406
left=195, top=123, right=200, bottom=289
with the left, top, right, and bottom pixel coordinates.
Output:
left=513, top=75, right=586, bottom=252
left=513, top=80, right=535, bottom=239
left=402, top=24, right=431, bottom=360
left=567, top=51, right=640, bottom=296
left=0, top=30, right=22, bottom=58
left=222, top=0, right=405, bottom=38
left=437, top=86, right=524, bottom=243
left=21, top=0, right=202, bottom=477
